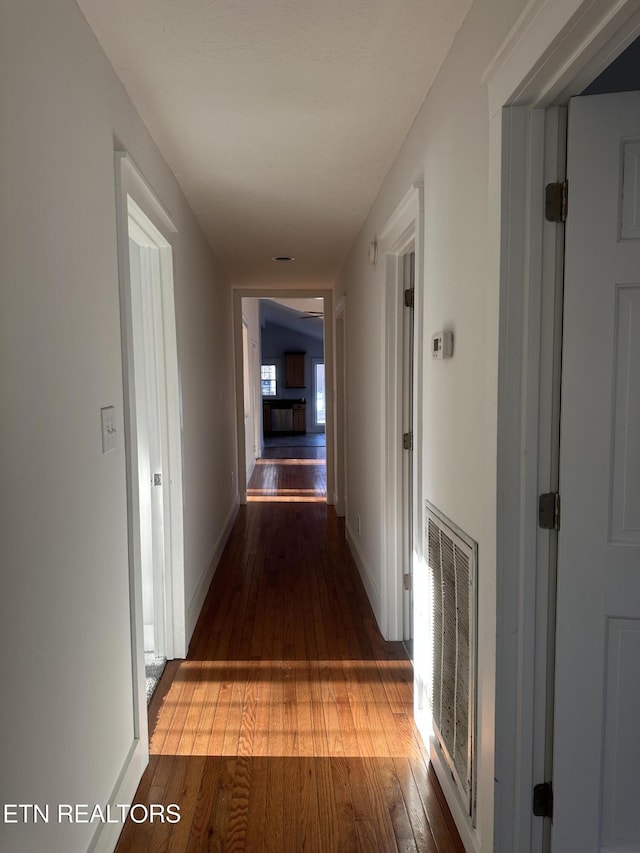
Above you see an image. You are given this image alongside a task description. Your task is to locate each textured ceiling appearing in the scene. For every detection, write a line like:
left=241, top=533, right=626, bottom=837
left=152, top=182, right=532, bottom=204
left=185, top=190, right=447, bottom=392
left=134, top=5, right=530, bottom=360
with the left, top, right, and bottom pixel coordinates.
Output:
left=77, top=0, right=472, bottom=288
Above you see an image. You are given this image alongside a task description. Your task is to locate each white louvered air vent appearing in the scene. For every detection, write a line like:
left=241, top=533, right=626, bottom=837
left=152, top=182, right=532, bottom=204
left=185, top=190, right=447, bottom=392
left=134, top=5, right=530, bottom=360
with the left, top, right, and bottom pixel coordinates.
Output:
left=426, top=502, right=477, bottom=823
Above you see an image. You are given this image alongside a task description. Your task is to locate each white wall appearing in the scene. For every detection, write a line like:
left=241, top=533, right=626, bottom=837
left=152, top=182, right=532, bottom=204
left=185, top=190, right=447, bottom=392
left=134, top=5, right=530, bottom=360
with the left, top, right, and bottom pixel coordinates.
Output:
left=336, top=0, right=529, bottom=849
left=0, top=2, right=236, bottom=851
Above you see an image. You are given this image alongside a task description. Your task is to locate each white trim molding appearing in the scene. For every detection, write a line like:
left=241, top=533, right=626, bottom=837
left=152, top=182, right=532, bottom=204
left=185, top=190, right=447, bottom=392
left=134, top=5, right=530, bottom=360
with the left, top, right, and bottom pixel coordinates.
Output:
left=346, top=519, right=382, bottom=626
left=333, top=295, right=347, bottom=517
left=186, top=498, right=240, bottom=642
left=483, top=0, right=640, bottom=115
left=378, top=181, right=424, bottom=642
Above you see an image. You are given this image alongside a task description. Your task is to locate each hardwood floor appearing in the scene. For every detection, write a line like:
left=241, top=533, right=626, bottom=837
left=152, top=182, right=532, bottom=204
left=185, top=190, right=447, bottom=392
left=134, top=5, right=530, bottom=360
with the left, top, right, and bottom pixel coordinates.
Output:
left=116, top=459, right=464, bottom=852
left=247, top=456, right=327, bottom=502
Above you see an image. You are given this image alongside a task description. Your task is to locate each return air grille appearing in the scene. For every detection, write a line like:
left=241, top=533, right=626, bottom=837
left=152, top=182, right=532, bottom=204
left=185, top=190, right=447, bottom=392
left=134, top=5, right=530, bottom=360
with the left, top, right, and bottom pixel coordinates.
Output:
left=426, top=502, right=477, bottom=822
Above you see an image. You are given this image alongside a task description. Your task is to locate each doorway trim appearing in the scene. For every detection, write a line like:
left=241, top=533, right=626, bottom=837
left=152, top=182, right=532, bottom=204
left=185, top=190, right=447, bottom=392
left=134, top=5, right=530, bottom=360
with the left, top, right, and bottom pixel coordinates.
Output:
left=334, top=296, right=347, bottom=517
left=485, top=3, right=640, bottom=851
left=378, top=182, right=424, bottom=642
left=232, top=288, right=334, bottom=505
left=109, top=152, right=185, bottom=847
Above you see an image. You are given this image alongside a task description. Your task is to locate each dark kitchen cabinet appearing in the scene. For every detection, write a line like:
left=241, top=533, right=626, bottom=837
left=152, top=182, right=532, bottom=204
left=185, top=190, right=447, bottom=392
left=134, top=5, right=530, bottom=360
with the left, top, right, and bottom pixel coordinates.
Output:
left=284, top=352, right=305, bottom=388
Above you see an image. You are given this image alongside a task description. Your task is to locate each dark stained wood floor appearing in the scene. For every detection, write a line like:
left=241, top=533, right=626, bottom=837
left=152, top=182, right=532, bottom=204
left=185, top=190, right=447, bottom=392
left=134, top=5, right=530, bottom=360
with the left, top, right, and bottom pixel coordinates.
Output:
left=116, top=457, right=464, bottom=852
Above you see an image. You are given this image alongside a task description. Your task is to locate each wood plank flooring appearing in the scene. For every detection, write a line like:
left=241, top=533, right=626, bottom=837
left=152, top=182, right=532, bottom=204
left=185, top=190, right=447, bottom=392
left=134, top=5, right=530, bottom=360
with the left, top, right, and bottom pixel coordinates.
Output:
left=116, top=457, right=464, bottom=852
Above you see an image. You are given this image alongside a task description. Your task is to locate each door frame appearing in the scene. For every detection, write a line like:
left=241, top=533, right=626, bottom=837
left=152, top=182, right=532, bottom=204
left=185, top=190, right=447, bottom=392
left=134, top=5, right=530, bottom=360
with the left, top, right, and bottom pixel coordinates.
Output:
left=334, top=296, right=347, bottom=517
left=379, top=182, right=424, bottom=642
left=401, top=250, right=415, bottom=645
left=486, top=3, right=640, bottom=851
left=232, top=288, right=334, bottom=504
left=112, top=152, right=186, bottom=828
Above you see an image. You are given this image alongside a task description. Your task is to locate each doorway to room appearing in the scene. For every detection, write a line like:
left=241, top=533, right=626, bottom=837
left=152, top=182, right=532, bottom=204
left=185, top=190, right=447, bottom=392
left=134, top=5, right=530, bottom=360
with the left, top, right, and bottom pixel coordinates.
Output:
left=255, top=297, right=326, bottom=501
left=238, top=294, right=331, bottom=504
left=116, top=153, right=186, bottom=726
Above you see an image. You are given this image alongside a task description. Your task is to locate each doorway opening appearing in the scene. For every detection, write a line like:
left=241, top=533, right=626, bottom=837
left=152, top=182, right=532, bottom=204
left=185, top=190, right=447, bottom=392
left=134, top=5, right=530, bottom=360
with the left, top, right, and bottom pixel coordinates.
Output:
left=254, top=298, right=325, bottom=501
left=401, top=250, right=415, bottom=660
left=116, top=154, right=186, bottom=741
left=235, top=292, right=334, bottom=504
left=377, top=182, right=423, bottom=654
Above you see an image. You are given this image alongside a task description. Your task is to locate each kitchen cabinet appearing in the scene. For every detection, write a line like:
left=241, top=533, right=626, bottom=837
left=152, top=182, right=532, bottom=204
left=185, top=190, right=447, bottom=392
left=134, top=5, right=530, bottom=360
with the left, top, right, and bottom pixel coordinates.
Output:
left=292, top=403, right=306, bottom=433
left=263, top=402, right=272, bottom=433
left=262, top=400, right=306, bottom=434
left=284, top=352, right=305, bottom=388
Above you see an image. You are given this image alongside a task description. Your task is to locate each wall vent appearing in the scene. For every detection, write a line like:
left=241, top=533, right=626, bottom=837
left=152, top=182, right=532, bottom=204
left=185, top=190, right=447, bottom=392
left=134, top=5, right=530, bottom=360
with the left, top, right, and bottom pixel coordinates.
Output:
left=426, top=501, right=477, bottom=824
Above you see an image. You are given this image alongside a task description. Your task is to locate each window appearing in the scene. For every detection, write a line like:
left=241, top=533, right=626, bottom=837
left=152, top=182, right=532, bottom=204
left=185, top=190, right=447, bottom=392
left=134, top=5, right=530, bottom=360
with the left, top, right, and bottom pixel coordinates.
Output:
left=261, top=363, right=277, bottom=397
left=314, top=360, right=325, bottom=426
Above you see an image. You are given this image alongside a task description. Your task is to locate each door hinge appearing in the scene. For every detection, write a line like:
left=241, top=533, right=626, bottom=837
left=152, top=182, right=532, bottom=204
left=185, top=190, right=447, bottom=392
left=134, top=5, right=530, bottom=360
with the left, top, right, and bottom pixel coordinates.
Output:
left=533, top=782, right=553, bottom=819
left=402, top=432, right=413, bottom=451
left=404, top=288, right=415, bottom=309
left=545, top=180, right=568, bottom=223
left=538, top=492, right=560, bottom=530
left=153, top=473, right=163, bottom=486
left=403, top=573, right=411, bottom=591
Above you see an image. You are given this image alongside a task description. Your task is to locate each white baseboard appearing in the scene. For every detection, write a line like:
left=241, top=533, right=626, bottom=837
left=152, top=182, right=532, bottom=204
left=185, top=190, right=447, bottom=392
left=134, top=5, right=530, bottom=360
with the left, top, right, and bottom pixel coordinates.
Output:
left=88, top=739, right=148, bottom=853
left=345, top=520, right=382, bottom=630
left=246, top=457, right=256, bottom=483
left=186, top=497, right=240, bottom=644
left=429, top=736, right=480, bottom=853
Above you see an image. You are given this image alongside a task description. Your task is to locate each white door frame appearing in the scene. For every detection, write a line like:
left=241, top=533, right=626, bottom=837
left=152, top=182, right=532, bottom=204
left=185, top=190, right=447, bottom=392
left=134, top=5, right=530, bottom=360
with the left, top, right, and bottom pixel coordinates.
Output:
left=113, top=152, right=186, bottom=805
left=233, top=288, right=334, bottom=504
left=378, top=182, right=424, bottom=642
left=334, top=296, right=347, bottom=517
left=485, top=3, right=640, bottom=851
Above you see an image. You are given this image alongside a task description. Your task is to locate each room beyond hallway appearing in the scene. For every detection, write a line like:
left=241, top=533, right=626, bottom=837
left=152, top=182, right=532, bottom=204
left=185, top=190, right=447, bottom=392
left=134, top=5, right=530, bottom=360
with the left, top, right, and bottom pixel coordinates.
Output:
left=115, top=475, right=464, bottom=851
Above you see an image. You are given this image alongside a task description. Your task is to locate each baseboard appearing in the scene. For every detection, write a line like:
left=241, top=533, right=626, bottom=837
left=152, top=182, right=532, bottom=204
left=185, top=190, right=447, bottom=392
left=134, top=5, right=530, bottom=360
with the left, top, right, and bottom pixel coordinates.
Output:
left=345, top=520, right=382, bottom=630
left=430, top=736, right=480, bottom=853
left=88, top=738, right=148, bottom=852
left=246, top=457, right=256, bottom=483
left=186, top=497, right=240, bottom=643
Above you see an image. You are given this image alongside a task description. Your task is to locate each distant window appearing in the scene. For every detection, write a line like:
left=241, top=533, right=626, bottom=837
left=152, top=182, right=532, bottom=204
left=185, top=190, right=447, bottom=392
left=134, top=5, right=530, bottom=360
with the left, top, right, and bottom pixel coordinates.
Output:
left=261, top=364, right=277, bottom=397
left=314, top=361, right=325, bottom=426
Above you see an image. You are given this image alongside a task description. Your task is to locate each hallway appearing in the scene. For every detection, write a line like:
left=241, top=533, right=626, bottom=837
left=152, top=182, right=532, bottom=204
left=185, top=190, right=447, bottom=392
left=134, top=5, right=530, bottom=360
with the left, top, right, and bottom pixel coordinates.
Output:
left=116, top=460, right=464, bottom=852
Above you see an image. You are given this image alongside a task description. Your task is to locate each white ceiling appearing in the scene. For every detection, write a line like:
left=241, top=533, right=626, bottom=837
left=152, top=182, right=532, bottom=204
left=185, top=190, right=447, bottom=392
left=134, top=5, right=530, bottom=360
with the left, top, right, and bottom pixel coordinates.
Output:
left=77, top=0, right=472, bottom=288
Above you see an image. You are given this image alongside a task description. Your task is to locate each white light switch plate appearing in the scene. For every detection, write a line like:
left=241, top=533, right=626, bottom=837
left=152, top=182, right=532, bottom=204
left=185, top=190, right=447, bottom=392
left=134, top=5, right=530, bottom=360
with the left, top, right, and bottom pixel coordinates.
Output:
left=101, top=406, right=117, bottom=454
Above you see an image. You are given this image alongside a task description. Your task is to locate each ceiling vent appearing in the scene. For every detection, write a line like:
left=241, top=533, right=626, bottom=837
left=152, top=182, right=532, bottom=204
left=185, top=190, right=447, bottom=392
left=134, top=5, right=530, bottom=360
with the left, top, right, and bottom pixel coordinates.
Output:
left=426, top=501, right=477, bottom=825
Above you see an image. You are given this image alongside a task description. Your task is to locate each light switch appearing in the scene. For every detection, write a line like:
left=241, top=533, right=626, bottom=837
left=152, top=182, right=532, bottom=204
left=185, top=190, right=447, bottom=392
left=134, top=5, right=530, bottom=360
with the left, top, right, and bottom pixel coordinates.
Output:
left=101, top=406, right=117, bottom=454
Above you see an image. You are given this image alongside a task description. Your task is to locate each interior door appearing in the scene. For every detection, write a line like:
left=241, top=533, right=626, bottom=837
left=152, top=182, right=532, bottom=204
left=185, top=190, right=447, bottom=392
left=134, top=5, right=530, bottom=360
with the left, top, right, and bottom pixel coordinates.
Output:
left=553, top=91, right=640, bottom=852
left=129, top=235, right=167, bottom=661
left=402, top=251, right=415, bottom=652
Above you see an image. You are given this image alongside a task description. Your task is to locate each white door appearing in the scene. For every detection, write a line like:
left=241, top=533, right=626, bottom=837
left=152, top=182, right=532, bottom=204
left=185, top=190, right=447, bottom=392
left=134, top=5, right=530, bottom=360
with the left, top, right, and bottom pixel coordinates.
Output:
left=129, top=233, right=168, bottom=660
left=553, top=91, right=640, bottom=852
left=402, top=251, right=415, bottom=649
